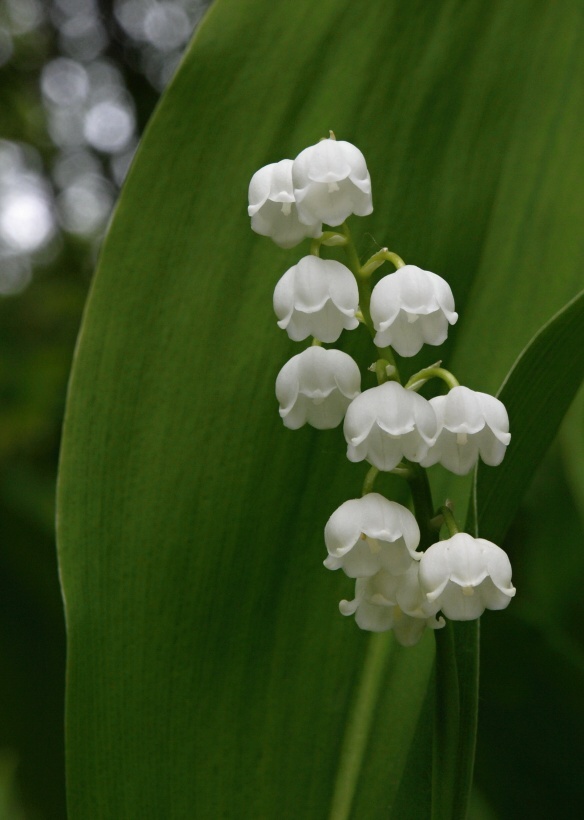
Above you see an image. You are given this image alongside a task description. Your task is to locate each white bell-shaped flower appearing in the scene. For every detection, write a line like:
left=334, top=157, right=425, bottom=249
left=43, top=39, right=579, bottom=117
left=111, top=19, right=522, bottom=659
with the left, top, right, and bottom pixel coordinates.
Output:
left=419, top=533, right=516, bottom=621
left=343, top=382, right=437, bottom=471
left=339, top=571, right=443, bottom=644
left=370, top=266, right=458, bottom=357
left=276, top=346, right=360, bottom=430
left=324, top=493, right=420, bottom=578
left=292, top=138, right=373, bottom=227
left=420, top=386, right=511, bottom=475
left=396, top=561, right=442, bottom=619
left=273, top=255, right=360, bottom=343
left=248, top=159, right=322, bottom=248
left=339, top=571, right=399, bottom=632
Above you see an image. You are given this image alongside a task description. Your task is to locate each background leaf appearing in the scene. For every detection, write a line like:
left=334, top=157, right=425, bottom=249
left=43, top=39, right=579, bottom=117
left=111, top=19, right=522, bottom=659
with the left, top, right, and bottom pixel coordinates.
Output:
left=57, top=1, right=584, bottom=817
left=468, top=292, right=584, bottom=818
left=475, top=289, right=584, bottom=544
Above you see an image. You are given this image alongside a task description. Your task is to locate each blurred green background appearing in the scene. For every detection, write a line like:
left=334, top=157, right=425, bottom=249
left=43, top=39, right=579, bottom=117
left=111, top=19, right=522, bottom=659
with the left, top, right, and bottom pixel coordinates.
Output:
left=1, top=1, right=583, bottom=818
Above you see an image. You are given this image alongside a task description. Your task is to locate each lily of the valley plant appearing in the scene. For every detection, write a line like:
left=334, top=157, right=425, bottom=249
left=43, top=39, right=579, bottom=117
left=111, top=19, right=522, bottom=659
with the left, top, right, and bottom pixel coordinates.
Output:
left=248, top=131, right=516, bottom=811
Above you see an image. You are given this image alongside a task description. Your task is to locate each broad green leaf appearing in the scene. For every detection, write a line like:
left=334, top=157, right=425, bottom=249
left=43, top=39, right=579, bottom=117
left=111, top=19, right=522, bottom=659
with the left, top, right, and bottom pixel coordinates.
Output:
left=458, top=290, right=584, bottom=818
left=474, top=289, right=584, bottom=544
left=57, top=1, right=584, bottom=817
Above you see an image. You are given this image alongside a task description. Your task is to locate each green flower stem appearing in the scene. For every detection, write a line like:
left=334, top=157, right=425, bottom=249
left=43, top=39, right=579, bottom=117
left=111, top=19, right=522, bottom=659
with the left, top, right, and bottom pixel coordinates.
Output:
left=432, top=511, right=478, bottom=820
left=432, top=622, right=461, bottom=820
left=440, top=505, right=460, bottom=537
left=361, top=465, right=379, bottom=496
left=360, top=248, right=406, bottom=278
left=373, top=358, right=397, bottom=385
left=310, top=231, right=348, bottom=255
left=451, top=619, right=480, bottom=820
left=404, top=366, right=460, bottom=392
left=401, top=466, right=471, bottom=820
left=340, top=222, right=401, bottom=382
left=328, top=632, right=392, bottom=820
left=333, top=222, right=475, bottom=820
left=404, top=462, right=435, bottom=550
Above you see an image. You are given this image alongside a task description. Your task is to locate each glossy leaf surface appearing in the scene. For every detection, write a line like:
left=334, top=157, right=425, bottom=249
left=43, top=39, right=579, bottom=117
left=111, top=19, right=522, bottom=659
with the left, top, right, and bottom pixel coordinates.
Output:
left=57, top=1, right=584, bottom=817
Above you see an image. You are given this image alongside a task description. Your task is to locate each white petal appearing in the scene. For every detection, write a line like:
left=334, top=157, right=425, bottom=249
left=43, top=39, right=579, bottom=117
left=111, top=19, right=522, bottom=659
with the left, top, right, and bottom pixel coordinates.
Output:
left=396, top=562, right=440, bottom=618
left=375, top=310, right=426, bottom=357
left=371, top=267, right=456, bottom=355
left=476, top=577, right=515, bottom=610
left=474, top=427, right=509, bottom=467
left=293, top=138, right=372, bottom=226
left=442, top=386, right=486, bottom=434
left=273, top=257, right=358, bottom=342
left=478, top=539, right=516, bottom=596
left=419, top=310, right=451, bottom=347
left=280, top=393, right=310, bottom=429
left=436, top=581, right=487, bottom=620
left=476, top=392, right=511, bottom=445
left=419, top=541, right=453, bottom=601
left=339, top=596, right=360, bottom=617
left=268, top=159, right=296, bottom=202
left=443, top=533, right=490, bottom=587
left=343, top=389, right=379, bottom=447
left=248, top=163, right=274, bottom=215
left=419, top=534, right=515, bottom=621
left=305, top=389, right=352, bottom=429
left=370, top=274, right=401, bottom=329
left=273, top=267, right=297, bottom=329
left=336, top=538, right=382, bottom=577
left=291, top=256, right=333, bottom=312
left=249, top=160, right=322, bottom=246
left=431, top=430, right=481, bottom=475
left=360, top=423, right=404, bottom=471
left=354, top=600, right=394, bottom=632
left=324, top=494, right=420, bottom=579
left=324, top=498, right=365, bottom=558
left=274, top=356, right=300, bottom=413
left=426, top=270, right=458, bottom=323
left=296, top=139, right=352, bottom=184
left=276, top=348, right=360, bottom=430
left=343, top=383, right=436, bottom=469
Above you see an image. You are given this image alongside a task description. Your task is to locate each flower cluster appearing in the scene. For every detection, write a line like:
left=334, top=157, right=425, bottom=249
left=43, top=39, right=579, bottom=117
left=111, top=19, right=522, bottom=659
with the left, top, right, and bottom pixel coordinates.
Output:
left=248, top=133, right=515, bottom=645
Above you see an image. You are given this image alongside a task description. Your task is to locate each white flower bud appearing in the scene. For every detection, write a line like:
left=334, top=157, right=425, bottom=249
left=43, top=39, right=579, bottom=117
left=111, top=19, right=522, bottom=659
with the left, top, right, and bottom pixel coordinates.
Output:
left=273, top=255, right=359, bottom=343
left=370, top=266, right=458, bottom=357
left=419, top=533, right=516, bottom=621
left=339, top=569, right=444, bottom=643
left=292, top=138, right=373, bottom=227
left=420, top=386, right=511, bottom=475
left=275, top=346, right=360, bottom=430
left=324, top=493, right=420, bottom=578
left=339, top=572, right=399, bottom=632
left=343, top=382, right=437, bottom=471
left=248, top=159, right=322, bottom=248
left=396, top=561, right=441, bottom=619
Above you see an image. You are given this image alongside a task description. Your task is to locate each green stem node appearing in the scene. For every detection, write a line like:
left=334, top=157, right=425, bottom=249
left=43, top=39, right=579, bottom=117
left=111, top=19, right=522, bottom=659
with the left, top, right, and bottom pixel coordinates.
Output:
left=404, top=462, right=434, bottom=550
left=360, top=248, right=406, bottom=278
left=340, top=223, right=402, bottom=383
left=405, top=366, right=460, bottom=392
left=440, top=505, right=460, bottom=538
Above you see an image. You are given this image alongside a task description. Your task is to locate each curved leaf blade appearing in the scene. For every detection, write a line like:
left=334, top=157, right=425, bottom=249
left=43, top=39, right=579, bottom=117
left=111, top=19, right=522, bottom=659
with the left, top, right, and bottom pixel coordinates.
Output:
left=56, top=1, right=584, bottom=817
left=475, top=289, right=584, bottom=543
